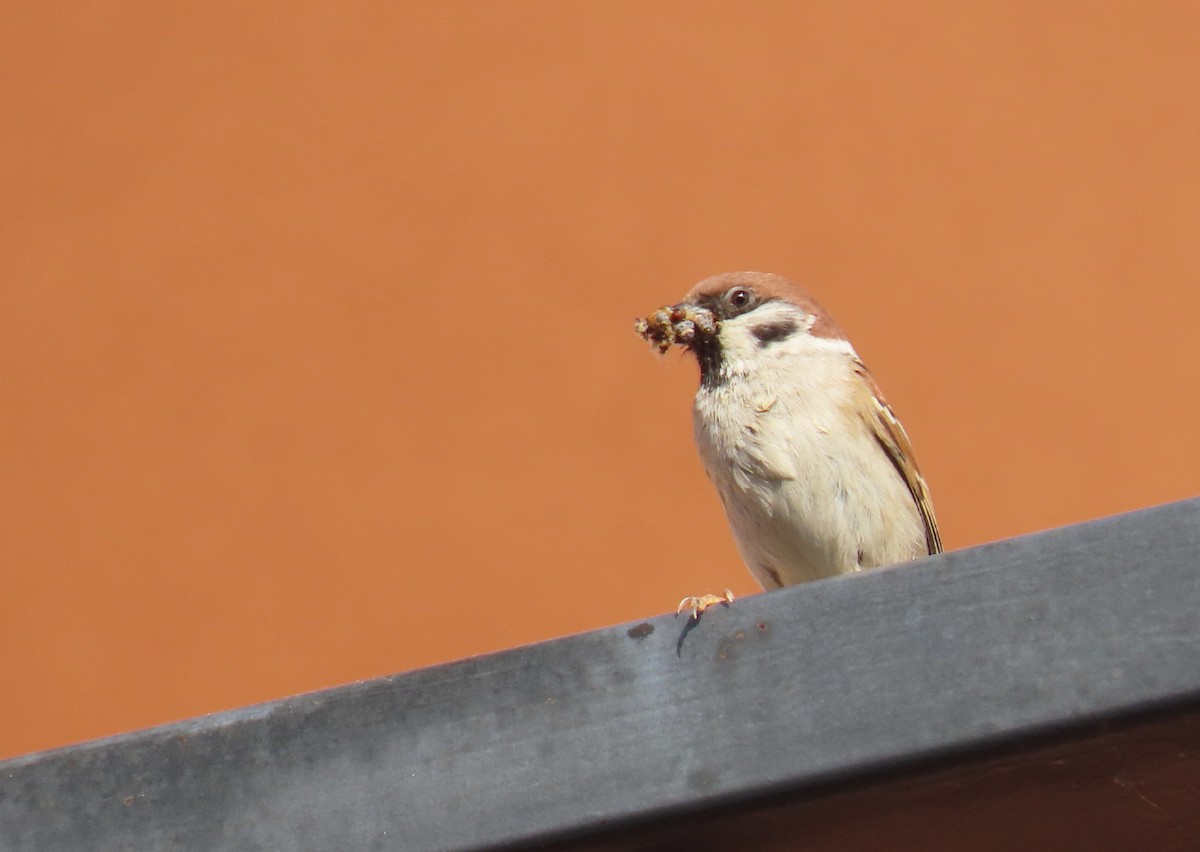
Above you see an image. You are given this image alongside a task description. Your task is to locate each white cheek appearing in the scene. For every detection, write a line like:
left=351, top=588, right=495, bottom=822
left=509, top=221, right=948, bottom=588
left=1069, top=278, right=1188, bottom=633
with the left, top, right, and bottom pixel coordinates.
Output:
left=716, top=318, right=857, bottom=383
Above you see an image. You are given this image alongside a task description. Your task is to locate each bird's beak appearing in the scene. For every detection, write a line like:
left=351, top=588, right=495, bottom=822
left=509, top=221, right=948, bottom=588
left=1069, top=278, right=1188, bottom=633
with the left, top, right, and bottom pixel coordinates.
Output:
left=635, top=301, right=719, bottom=354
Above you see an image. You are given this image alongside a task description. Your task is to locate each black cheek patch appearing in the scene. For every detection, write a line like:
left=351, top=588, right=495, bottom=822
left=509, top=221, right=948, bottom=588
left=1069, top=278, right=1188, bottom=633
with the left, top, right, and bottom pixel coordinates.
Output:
left=751, top=318, right=799, bottom=346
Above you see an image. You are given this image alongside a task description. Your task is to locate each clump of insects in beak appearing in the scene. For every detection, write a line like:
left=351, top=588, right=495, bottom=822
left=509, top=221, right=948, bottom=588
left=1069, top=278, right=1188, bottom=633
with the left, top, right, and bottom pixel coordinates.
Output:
left=634, top=304, right=719, bottom=354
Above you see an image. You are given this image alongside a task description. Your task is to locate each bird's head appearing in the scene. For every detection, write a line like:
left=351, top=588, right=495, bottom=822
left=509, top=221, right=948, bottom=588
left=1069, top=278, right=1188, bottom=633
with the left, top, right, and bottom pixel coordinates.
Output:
left=637, top=271, right=851, bottom=387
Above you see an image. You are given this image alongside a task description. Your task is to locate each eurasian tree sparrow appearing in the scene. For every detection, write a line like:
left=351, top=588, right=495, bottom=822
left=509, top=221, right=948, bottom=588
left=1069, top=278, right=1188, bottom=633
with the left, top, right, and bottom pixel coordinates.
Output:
left=636, top=272, right=941, bottom=616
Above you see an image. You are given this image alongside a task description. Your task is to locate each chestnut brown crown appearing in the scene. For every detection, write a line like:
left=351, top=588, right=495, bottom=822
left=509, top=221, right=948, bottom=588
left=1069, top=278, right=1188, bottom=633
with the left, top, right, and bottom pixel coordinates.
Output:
left=684, top=272, right=848, bottom=341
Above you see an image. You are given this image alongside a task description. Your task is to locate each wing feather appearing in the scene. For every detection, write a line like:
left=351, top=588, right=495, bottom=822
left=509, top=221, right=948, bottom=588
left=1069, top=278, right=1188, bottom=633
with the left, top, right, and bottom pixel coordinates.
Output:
left=853, top=360, right=942, bottom=555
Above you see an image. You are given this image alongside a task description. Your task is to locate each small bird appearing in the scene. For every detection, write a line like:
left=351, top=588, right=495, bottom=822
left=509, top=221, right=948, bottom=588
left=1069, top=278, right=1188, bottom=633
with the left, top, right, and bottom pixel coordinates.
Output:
left=636, top=272, right=941, bottom=616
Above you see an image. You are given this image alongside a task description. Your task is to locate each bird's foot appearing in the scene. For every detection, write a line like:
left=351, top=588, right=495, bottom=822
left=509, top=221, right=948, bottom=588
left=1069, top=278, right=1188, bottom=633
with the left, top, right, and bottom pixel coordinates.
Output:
left=676, top=589, right=734, bottom=620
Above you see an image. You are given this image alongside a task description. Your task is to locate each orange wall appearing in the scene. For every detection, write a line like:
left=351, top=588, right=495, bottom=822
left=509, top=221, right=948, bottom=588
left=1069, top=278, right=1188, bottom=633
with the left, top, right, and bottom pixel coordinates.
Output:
left=3, top=3, right=1199, bottom=760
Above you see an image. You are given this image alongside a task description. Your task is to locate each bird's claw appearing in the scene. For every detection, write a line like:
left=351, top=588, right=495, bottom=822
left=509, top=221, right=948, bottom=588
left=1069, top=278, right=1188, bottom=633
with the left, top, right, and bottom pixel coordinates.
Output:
left=676, top=589, right=735, bottom=620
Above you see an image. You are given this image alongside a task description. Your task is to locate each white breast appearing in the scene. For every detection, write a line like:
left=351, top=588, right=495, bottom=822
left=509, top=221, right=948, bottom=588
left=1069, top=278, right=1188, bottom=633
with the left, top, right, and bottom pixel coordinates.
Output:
left=692, top=318, right=925, bottom=588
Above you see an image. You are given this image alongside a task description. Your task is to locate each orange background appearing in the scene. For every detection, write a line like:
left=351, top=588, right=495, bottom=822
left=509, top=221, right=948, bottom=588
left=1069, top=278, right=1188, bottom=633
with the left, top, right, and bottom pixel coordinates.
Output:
left=3, top=3, right=1199, bottom=761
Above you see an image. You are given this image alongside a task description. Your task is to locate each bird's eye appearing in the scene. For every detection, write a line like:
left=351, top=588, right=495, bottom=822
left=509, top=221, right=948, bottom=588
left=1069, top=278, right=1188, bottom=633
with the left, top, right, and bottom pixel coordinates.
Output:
left=726, top=287, right=754, bottom=311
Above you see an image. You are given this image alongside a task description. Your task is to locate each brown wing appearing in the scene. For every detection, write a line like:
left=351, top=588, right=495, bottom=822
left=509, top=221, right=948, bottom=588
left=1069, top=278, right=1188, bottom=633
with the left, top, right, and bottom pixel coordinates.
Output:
left=853, top=360, right=942, bottom=555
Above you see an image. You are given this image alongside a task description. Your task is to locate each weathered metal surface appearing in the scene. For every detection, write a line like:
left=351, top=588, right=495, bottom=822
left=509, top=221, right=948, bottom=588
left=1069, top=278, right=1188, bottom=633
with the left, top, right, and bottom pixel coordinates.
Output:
left=3, top=498, right=1198, bottom=850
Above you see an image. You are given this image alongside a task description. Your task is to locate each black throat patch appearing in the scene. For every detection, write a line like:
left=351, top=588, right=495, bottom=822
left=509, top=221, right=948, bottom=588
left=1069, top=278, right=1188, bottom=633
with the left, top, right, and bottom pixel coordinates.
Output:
left=693, top=336, right=724, bottom=388
left=750, top=318, right=799, bottom=347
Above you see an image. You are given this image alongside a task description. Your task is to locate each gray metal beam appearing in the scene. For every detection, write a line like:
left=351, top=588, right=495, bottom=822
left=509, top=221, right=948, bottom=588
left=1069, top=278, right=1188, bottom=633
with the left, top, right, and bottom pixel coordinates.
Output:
left=3, top=498, right=1199, bottom=851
